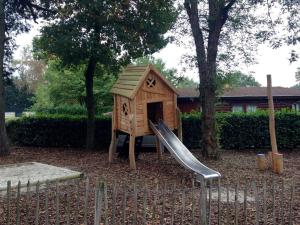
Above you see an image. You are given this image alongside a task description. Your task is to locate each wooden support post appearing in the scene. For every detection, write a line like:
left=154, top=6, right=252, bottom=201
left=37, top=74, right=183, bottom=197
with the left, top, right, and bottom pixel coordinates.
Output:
left=267, top=75, right=283, bottom=174
left=129, top=135, right=136, bottom=170
left=176, top=107, right=183, bottom=141
left=109, top=96, right=117, bottom=163
left=155, top=136, right=163, bottom=160
left=108, top=130, right=117, bottom=163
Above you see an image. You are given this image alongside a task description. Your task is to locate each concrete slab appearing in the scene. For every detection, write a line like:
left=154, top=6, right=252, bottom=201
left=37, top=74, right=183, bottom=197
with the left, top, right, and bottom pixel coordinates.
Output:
left=0, top=162, right=83, bottom=191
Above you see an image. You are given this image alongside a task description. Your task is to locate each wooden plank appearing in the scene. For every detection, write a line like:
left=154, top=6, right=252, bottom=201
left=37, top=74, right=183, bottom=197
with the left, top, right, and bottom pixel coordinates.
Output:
left=115, top=80, right=140, bottom=86
left=217, top=178, right=221, bottom=225
left=16, top=181, right=21, bottom=225
left=111, top=89, right=133, bottom=98
left=118, top=75, right=141, bottom=81
left=280, top=180, right=284, bottom=225
left=143, top=185, right=148, bottom=225
left=191, top=180, right=195, bottom=225
left=181, top=188, right=186, bottom=225
left=25, top=180, right=31, bottom=225
left=45, top=181, right=49, bottom=225
left=200, top=179, right=207, bottom=225
left=55, top=181, right=60, bottom=225
left=253, top=181, right=259, bottom=225
left=243, top=184, right=247, bottom=225
left=111, top=181, right=117, bottom=225
left=112, top=83, right=136, bottom=91
left=160, top=183, right=166, bottom=225
left=122, top=185, right=127, bottom=225
left=35, top=181, right=40, bottom=225
left=84, top=177, right=89, bottom=225
left=132, top=183, right=138, bottom=225
left=235, top=182, right=239, bottom=225
left=288, top=180, right=295, bottom=225
left=6, top=180, right=11, bottom=225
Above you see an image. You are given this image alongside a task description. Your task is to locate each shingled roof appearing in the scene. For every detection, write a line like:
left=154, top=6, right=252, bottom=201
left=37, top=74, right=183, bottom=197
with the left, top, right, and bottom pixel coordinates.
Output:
left=111, top=64, right=178, bottom=99
left=177, top=87, right=300, bottom=98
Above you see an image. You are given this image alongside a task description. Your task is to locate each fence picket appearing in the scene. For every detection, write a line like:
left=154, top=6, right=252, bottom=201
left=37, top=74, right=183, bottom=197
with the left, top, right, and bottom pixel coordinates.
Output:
left=84, top=177, right=89, bottom=225
left=35, top=181, right=40, bottom=225
left=181, top=188, right=186, bottom=225
left=272, top=177, right=276, bottom=225
left=143, top=185, right=148, bottom=225
left=243, top=184, right=247, bottom=225
left=217, top=178, right=221, bottom=225
left=55, top=181, right=60, bottom=225
left=262, top=180, right=267, bottom=224
left=235, top=182, right=239, bottom=225
left=191, top=180, right=195, bottom=225
left=288, top=180, right=295, bottom=225
left=280, top=180, right=284, bottom=225
left=111, top=181, right=117, bottom=225
left=45, top=181, right=49, bottom=225
left=6, top=180, right=11, bottom=225
left=25, top=180, right=31, bottom=225
left=160, top=183, right=166, bottom=225
left=16, top=181, right=21, bottom=225
left=122, top=185, right=127, bottom=225
left=253, top=181, right=259, bottom=225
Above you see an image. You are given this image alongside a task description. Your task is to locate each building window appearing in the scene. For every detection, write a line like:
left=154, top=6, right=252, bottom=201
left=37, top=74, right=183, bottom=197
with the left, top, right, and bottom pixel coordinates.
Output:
left=232, top=105, right=243, bottom=113
left=292, top=103, right=300, bottom=111
left=246, top=105, right=257, bottom=113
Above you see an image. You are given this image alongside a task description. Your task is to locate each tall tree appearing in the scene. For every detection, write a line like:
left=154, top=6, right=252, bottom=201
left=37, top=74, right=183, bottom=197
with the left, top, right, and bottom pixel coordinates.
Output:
left=0, top=0, right=55, bottom=156
left=35, top=0, right=178, bottom=149
left=183, top=0, right=300, bottom=158
left=217, top=71, right=260, bottom=94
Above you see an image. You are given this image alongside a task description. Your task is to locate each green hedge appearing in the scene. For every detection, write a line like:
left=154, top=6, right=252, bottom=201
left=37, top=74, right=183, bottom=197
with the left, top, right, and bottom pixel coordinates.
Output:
left=6, top=115, right=112, bottom=149
left=6, top=111, right=300, bottom=150
left=182, top=111, right=300, bottom=150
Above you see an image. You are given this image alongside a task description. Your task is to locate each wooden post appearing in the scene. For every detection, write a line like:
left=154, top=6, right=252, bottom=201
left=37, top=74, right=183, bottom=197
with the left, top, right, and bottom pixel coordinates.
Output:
left=267, top=75, right=283, bottom=174
left=109, top=96, right=117, bottom=163
left=129, top=135, right=136, bottom=170
left=176, top=107, right=183, bottom=141
left=257, top=154, right=267, bottom=171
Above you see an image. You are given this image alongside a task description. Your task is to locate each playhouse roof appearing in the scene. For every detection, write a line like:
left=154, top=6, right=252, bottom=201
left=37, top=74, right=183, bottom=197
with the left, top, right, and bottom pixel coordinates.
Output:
left=111, top=64, right=178, bottom=99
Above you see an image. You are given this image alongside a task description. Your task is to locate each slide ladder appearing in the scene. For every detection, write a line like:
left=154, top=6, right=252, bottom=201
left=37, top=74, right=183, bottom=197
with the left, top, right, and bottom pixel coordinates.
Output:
left=149, top=120, right=221, bottom=180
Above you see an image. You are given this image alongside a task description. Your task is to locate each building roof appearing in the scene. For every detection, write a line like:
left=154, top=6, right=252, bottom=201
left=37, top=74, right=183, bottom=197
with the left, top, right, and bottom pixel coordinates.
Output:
left=111, top=64, right=178, bottom=99
left=177, top=87, right=300, bottom=98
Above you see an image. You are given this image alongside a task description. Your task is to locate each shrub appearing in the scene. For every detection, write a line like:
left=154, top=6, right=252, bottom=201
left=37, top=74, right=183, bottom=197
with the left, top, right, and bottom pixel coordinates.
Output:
left=6, top=115, right=112, bottom=149
left=6, top=111, right=300, bottom=150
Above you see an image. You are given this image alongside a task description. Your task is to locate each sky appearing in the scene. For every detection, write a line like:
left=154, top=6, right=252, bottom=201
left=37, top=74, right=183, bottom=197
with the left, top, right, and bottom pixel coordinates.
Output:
left=14, top=23, right=300, bottom=88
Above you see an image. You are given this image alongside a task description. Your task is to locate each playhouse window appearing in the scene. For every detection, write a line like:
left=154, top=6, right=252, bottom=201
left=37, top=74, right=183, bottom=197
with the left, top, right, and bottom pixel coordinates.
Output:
left=146, top=77, right=156, bottom=88
left=122, top=103, right=129, bottom=116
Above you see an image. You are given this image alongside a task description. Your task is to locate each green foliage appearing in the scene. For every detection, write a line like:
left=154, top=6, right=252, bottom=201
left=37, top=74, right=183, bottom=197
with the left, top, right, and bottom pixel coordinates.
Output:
left=216, top=71, right=261, bottom=94
left=182, top=111, right=300, bottom=150
left=34, top=1, right=178, bottom=70
left=33, top=60, right=115, bottom=112
left=7, top=111, right=300, bottom=150
left=4, top=81, right=34, bottom=113
left=133, top=56, right=197, bottom=88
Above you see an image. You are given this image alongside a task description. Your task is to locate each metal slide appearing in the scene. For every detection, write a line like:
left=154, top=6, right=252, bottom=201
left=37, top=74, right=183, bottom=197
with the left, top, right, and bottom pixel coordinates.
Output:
left=150, top=120, right=221, bottom=180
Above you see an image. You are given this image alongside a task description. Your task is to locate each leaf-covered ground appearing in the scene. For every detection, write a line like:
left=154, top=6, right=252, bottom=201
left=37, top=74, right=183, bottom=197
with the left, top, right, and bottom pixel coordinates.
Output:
left=0, top=147, right=299, bottom=224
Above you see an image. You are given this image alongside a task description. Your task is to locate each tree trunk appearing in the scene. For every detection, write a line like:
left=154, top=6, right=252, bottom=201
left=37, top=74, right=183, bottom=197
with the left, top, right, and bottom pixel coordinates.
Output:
left=85, top=57, right=97, bottom=149
left=185, top=0, right=232, bottom=159
left=0, top=0, right=9, bottom=156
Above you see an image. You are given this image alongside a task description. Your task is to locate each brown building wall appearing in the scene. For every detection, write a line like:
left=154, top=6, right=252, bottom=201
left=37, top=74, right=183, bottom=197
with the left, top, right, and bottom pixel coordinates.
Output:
left=177, top=97, right=299, bottom=113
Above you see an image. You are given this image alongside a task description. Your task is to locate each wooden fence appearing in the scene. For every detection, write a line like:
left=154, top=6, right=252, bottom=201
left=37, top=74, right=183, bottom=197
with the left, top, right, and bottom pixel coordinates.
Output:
left=0, top=177, right=297, bottom=225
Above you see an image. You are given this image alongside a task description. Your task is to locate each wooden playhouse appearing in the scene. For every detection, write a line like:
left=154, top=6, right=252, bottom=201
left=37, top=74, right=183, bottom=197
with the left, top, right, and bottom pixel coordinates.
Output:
left=108, top=64, right=182, bottom=170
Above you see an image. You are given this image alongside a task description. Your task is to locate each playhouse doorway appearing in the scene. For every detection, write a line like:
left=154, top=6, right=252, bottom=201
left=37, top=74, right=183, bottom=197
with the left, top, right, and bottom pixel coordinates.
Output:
left=147, top=102, right=163, bottom=124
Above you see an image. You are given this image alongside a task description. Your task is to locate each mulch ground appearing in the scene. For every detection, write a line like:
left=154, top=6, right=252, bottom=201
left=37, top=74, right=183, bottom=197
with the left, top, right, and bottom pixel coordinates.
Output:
left=0, top=147, right=299, bottom=224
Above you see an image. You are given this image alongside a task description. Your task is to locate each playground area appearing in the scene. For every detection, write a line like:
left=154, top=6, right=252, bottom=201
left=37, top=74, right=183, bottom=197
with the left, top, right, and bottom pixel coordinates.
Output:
left=0, top=147, right=299, bottom=224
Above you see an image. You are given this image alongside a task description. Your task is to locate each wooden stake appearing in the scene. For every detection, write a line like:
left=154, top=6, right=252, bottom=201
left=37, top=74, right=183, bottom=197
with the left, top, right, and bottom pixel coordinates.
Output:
left=267, top=75, right=278, bottom=154
left=257, top=154, right=267, bottom=171
left=267, top=75, right=283, bottom=174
